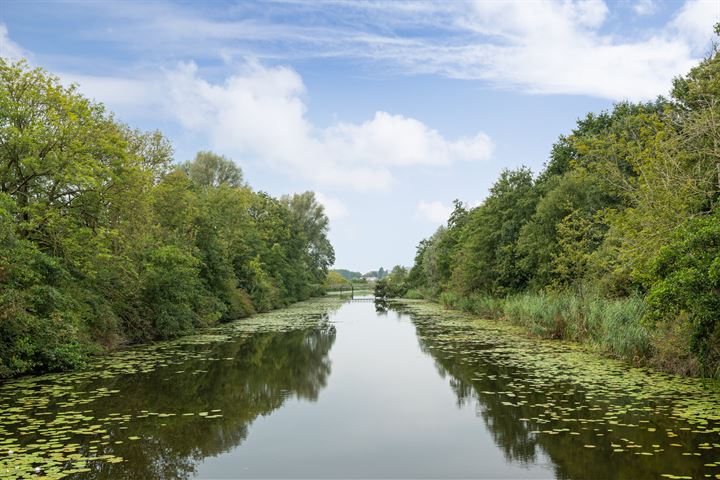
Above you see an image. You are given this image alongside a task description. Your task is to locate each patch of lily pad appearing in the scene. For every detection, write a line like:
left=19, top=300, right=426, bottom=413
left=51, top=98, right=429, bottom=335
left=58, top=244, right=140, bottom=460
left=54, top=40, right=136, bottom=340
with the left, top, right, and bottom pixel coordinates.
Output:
left=0, top=297, right=343, bottom=479
left=399, top=300, right=720, bottom=480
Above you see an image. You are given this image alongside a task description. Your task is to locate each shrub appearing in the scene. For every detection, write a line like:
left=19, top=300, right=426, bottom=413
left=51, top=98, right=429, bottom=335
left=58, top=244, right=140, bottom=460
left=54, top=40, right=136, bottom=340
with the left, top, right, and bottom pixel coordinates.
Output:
left=140, top=245, right=207, bottom=339
left=403, top=289, right=424, bottom=299
left=439, top=291, right=460, bottom=309
left=491, top=290, right=649, bottom=361
left=502, top=293, right=567, bottom=339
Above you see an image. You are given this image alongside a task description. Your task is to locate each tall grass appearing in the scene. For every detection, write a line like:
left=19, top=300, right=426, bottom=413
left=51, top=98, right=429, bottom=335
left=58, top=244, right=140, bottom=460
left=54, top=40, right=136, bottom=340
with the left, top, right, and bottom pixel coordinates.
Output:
left=440, top=289, right=651, bottom=362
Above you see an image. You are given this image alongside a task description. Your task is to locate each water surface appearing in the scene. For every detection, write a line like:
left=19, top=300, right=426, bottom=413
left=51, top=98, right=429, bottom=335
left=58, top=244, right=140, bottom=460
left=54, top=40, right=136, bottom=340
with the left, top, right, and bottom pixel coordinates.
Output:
left=1, top=298, right=718, bottom=479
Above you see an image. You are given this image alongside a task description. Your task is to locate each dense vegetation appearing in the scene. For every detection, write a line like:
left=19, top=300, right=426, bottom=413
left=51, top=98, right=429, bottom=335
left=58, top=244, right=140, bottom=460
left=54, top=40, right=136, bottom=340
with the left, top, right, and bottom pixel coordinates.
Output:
left=331, top=269, right=363, bottom=281
left=374, top=266, right=411, bottom=299
left=0, top=59, right=334, bottom=378
left=407, top=30, right=720, bottom=378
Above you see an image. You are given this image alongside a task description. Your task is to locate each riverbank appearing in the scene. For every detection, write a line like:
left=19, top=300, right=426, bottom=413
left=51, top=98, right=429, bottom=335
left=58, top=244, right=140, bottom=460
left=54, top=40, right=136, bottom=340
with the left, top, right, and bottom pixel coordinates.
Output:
left=0, top=294, right=338, bottom=382
left=421, top=291, right=712, bottom=379
left=398, top=299, right=720, bottom=479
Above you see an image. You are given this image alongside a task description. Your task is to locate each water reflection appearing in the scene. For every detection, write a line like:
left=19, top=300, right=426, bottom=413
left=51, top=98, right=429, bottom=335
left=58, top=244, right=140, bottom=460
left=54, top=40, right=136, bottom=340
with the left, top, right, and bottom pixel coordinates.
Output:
left=374, top=298, right=389, bottom=315
left=2, top=300, right=718, bottom=479
left=75, top=324, right=336, bottom=479
left=404, top=303, right=720, bottom=480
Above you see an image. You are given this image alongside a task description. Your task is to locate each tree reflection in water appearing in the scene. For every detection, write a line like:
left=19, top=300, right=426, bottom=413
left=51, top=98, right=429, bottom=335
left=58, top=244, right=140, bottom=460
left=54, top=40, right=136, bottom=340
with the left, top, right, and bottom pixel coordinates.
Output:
left=75, top=322, right=336, bottom=479
left=405, top=304, right=717, bottom=480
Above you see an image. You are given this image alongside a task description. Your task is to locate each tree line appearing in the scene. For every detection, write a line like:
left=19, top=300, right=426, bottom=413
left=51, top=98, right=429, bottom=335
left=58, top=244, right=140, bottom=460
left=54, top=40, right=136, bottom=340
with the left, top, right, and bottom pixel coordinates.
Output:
left=406, top=27, right=720, bottom=378
left=0, top=59, right=334, bottom=378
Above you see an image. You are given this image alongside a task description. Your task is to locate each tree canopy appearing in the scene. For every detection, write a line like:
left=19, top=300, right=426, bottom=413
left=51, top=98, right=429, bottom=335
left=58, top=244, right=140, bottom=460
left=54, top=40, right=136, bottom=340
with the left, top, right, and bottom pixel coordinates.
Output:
left=407, top=41, right=720, bottom=377
left=0, top=59, right=334, bottom=378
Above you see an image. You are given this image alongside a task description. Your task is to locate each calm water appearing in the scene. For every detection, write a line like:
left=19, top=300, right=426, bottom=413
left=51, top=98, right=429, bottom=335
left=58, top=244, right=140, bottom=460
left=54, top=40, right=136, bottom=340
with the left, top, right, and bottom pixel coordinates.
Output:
left=1, top=298, right=719, bottom=479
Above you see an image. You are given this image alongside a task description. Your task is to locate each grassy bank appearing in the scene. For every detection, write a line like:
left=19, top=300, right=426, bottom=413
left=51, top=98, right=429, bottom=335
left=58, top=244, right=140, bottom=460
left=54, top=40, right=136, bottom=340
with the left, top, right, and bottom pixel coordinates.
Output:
left=435, top=290, right=707, bottom=378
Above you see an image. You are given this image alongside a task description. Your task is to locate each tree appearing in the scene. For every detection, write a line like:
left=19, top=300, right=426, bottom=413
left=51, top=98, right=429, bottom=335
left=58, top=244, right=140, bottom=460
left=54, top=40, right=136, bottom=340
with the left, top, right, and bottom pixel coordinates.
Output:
left=452, top=168, right=538, bottom=295
left=325, top=271, right=349, bottom=290
left=183, top=151, right=244, bottom=188
left=645, top=213, right=720, bottom=375
left=0, top=59, right=338, bottom=378
left=281, top=191, right=335, bottom=283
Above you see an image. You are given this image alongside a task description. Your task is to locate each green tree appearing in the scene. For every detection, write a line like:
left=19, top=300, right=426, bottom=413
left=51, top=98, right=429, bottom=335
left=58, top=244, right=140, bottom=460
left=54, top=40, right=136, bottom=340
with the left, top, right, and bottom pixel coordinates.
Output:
left=182, top=151, right=244, bottom=188
left=452, top=168, right=538, bottom=295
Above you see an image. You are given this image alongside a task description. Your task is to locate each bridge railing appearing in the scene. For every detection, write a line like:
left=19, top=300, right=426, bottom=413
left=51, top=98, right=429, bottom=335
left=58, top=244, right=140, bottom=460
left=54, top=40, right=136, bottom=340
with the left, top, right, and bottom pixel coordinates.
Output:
left=325, top=283, right=375, bottom=299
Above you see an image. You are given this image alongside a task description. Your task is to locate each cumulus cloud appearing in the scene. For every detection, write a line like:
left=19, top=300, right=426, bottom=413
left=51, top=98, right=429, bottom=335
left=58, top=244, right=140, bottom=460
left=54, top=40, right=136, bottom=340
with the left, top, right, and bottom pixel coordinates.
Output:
left=62, top=72, right=163, bottom=117
left=315, top=192, right=348, bottom=221
left=0, top=24, right=27, bottom=60
left=161, top=62, right=494, bottom=190
left=415, top=201, right=453, bottom=224
left=671, top=0, right=720, bottom=50
left=0, top=27, right=493, bottom=191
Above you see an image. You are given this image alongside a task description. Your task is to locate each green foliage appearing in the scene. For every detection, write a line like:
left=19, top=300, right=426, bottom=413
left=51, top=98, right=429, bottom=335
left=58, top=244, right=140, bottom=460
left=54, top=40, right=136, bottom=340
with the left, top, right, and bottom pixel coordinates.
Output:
left=439, top=289, right=650, bottom=361
left=593, top=296, right=649, bottom=360
left=0, top=59, right=334, bottom=378
left=407, top=31, right=720, bottom=376
left=402, top=288, right=424, bottom=300
left=374, top=265, right=410, bottom=299
left=325, top=270, right=350, bottom=287
left=645, top=212, right=720, bottom=375
left=182, top=151, right=244, bottom=188
left=332, top=269, right=363, bottom=280
left=0, top=193, right=93, bottom=376
left=452, top=168, right=539, bottom=295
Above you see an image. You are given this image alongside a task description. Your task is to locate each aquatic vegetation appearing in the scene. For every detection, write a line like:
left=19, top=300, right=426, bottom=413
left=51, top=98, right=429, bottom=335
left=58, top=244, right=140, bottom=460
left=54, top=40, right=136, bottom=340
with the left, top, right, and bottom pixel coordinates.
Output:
left=402, top=300, right=720, bottom=479
left=0, top=298, right=341, bottom=479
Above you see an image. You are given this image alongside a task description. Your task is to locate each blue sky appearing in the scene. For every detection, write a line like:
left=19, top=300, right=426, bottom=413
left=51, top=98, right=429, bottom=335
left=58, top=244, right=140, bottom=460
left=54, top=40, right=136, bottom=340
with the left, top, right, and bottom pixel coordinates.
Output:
left=1, top=0, right=718, bottom=273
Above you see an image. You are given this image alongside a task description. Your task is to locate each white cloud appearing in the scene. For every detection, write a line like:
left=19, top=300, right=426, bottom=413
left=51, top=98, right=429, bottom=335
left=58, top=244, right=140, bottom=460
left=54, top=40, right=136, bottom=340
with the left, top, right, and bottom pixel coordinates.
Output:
left=315, top=192, right=348, bottom=221
left=71, top=0, right=720, bottom=101
left=62, top=72, right=163, bottom=118
left=671, top=0, right=720, bottom=51
left=0, top=24, right=27, bottom=60
left=323, top=112, right=493, bottom=167
left=415, top=201, right=453, bottom=224
left=161, top=61, right=493, bottom=190
left=402, top=0, right=713, bottom=101
left=0, top=26, right=493, bottom=191
left=633, top=0, right=656, bottom=16
left=16, top=1, right=720, bottom=103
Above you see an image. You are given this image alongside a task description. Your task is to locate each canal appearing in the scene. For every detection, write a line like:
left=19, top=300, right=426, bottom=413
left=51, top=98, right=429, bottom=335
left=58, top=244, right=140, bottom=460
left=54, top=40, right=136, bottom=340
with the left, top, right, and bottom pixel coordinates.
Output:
left=1, top=298, right=718, bottom=479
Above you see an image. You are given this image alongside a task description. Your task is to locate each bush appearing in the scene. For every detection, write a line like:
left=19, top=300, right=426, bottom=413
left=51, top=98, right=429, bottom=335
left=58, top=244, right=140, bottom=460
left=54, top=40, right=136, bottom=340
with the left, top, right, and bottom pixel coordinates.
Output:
left=456, top=293, right=505, bottom=318
left=403, top=289, right=424, bottom=299
left=439, top=291, right=460, bottom=308
left=222, top=284, right=255, bottom=320
left=644, top=213, right=720, bottom=376
left=374, top=278, right=408, bottom=299
left=503, top=293, right=567, bottom=339
left=140, top=246, right=209, bottom=340
left=591, top=296, right=650, bottom=359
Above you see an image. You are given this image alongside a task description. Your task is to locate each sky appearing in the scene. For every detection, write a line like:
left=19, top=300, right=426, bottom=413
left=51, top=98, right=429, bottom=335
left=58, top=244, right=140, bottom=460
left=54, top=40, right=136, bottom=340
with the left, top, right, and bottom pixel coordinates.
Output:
left=1, top=0, right=719, bottom=273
